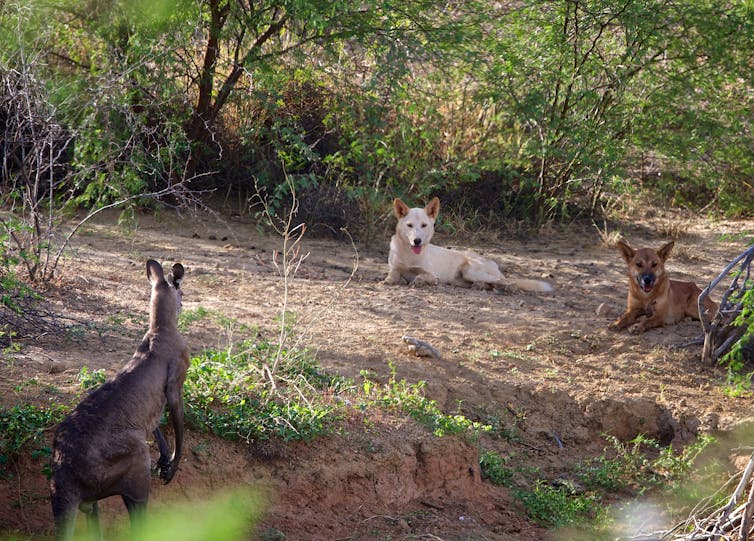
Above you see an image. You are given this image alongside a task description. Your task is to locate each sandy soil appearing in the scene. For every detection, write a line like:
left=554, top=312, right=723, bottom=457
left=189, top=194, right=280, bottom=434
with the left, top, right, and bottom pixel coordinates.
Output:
left=2, top=206, right=754, bottom=540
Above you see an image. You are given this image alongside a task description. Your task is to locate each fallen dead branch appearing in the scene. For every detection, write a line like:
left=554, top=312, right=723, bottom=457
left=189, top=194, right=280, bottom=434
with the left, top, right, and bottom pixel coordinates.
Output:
left=699, top=246, right=754, bottom=364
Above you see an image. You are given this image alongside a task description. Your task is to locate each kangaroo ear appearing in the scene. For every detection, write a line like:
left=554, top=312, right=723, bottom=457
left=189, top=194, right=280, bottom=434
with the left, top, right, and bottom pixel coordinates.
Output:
left=425, top=197, right=440, bottom=220
left=657, top=241, right=675, bottom=262
left=169, top=263, right=185, bottom=289
left=146, top=259, right=165, bottom=284
left=393, top=198, right=410, bottom=219
left=615, top=240, right=635, bottom=264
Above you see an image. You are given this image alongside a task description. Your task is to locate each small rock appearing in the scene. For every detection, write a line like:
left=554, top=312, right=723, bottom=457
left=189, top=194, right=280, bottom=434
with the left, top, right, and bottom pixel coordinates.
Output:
left=48, top=359, right=68, bottom=374
left=701, top=411, right=720, bottom=431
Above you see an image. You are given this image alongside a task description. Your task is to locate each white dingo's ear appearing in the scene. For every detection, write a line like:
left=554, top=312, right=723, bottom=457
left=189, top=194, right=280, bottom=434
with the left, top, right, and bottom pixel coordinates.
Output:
left=425, top=197, right=440, bottom=220
left=393, top=198, right=410, bottom=219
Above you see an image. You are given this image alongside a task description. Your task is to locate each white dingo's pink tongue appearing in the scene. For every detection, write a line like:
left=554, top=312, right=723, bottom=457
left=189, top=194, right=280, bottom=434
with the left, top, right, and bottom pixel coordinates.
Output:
left=412, top=246, right=422, bottom=254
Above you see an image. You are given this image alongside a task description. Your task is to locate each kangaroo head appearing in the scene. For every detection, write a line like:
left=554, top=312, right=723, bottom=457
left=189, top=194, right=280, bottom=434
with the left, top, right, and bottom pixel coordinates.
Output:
left=146, top=259, right=184, bottom=330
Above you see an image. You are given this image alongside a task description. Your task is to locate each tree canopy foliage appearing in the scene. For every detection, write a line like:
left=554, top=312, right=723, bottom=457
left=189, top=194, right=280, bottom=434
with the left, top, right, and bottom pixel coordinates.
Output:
left=2, top=0, right=754, bottom=239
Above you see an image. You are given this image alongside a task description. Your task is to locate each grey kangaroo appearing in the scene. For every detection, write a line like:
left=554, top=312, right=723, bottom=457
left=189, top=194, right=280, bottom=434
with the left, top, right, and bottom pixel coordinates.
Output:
left=50, top=260, right=189, bottom=540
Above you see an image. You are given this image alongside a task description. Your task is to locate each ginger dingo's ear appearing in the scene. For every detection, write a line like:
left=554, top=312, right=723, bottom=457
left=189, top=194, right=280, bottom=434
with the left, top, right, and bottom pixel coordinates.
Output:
left=393, top=198, right=410, bottom=219
left=425, top=197, right=440, bottom=220
left=615, top=240, right=635, bottom=264
left=657, top=241, right=674, bottom=262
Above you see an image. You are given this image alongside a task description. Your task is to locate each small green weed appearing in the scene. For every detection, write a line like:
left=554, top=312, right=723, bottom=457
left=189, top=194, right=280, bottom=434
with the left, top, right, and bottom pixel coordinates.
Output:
left=178, top=306, right=252, bottom=340
left=479, top=433, right=714, bottom=531
left=479, top=449, right=599, bottom=527
left=479, top=449, right=514, bottom=486
left=76, top=366, right=107, bottom=390
left=178, top=306, right=212, bottom=332
left=722, top=368, right=754, bottom=398
left=12, top=378, right=39, bottom=392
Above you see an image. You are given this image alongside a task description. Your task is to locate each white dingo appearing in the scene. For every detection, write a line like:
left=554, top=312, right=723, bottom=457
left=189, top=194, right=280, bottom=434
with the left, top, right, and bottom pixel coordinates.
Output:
left=384, top=197, right=553, bottom=292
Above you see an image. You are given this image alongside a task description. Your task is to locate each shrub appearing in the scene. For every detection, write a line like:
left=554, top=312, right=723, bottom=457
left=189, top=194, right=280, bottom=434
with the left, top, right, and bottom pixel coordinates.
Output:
left=184, top=339, right=339, bottom=442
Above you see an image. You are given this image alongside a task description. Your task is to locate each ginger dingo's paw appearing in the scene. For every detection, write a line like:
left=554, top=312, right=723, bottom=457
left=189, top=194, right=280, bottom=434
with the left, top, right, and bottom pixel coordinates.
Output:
left=628, top=323, right=647, bottom=334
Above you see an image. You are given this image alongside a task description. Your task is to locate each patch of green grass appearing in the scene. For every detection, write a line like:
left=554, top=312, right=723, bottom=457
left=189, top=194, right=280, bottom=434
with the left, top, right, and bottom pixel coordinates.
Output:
left=479, top=433, right=715, bottom=531
left=178, top=306, right=253, bottom=342
left=110, top=311, right=497, bottom=447
left=717, top=231, right=754, bottom=243
left=179, top=306, right=217, bottom=332
left=722, top=368, right=754, bottom=398
left=360, top=364, right=491, bottom=438
left=184, top=339, right=341, bottom=442
left=481, top=449, right=603, bottom=528
left=578, top=434, right=714, bottom=495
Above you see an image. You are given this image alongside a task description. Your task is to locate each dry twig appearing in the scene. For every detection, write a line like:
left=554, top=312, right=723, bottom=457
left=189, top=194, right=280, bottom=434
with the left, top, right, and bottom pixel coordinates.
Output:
left=630, top=453, right=754, bottom=541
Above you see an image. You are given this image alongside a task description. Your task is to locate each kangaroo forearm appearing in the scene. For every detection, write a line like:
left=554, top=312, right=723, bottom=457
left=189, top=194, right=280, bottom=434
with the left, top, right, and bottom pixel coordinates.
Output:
left=169, top=405, right=184, bottom=461
left=152, top=427, right=171, bottom=465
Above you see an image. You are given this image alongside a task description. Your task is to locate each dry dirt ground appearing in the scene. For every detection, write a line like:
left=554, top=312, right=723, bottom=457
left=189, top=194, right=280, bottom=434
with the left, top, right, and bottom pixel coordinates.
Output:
left=2, top=206, right=754, bottom=540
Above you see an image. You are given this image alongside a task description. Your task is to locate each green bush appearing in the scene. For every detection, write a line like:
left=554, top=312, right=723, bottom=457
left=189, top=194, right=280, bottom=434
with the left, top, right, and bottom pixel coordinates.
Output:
left=0, top=403, right=67, bottom=473
left=184, top=339, right=339, bottom=442
left=514, top=481, right=600, bottom=528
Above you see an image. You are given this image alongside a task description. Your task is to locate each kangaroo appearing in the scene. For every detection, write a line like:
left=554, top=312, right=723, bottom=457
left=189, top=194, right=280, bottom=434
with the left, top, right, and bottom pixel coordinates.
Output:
left=50, top=260, right=189, bottom=540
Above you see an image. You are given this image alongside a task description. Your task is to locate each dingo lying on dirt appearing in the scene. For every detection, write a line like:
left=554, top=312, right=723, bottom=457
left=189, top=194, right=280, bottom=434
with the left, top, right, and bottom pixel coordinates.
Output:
left=383, top=197, right=553, bottom=292
left=609, top=239, right=717, bottom=334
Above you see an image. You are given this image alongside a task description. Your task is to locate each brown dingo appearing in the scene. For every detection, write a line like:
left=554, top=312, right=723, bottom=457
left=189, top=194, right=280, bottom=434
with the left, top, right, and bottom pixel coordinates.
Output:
left=610, top=239, right=717, bottom=333
left=384, top=197, right=553, bottom=292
